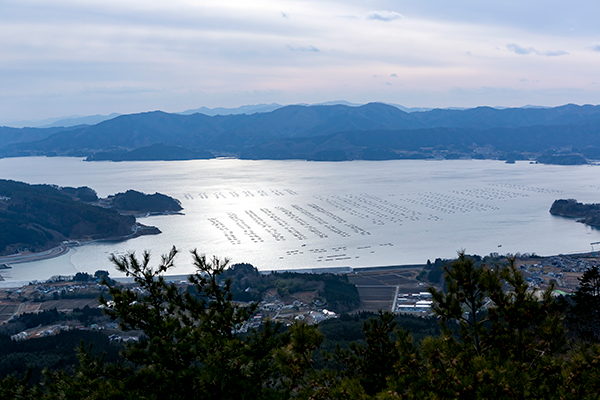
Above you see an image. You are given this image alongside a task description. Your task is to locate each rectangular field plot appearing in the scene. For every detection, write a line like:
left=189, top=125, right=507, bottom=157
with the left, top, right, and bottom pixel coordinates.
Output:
left=39, top=298, right=99, bottom=311
left=354, top=286, right=397, bottom=312
left=0, top=304, right=18, bottom=322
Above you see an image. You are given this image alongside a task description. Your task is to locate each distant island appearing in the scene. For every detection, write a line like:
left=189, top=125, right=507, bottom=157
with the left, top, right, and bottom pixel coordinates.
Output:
left=550, top=199, right=600, bottom=227
left=2, top=103, right=600, bottom=164
left=103, top=189, right=183, bottom=216
left=0, top=179, right=181, bottom=257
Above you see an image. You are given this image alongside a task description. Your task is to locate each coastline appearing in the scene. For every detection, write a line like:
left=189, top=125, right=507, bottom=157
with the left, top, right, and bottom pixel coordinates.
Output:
left=0, top=223, right=161, bottom=268
left=0, top=245, right=70, bottom=266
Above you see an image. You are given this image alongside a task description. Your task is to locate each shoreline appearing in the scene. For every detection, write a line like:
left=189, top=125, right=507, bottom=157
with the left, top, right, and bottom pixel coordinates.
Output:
left=0, top=245, right=71, bottom=267
left=0, top=223, right=161, bottom=268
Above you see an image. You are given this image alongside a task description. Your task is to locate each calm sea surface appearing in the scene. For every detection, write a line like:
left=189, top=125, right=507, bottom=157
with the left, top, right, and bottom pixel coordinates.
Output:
left=1, top=157, right=600, bottom=282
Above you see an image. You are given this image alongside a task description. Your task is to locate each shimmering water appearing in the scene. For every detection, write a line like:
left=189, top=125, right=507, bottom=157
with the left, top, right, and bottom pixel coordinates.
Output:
left=1, top=157, right=600, bottom=282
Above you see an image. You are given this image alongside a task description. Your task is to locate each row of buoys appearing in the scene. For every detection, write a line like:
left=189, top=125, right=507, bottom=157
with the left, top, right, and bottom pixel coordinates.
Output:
left=395, top=191, right=499, bottom=214
left=207, top=217, right=241, bottom=245
left=348, top=194, right=412, bottom=221
left=449, top=188, right=528, bottom=200
left=227, top=212, right=263, bottom=243
left=260, top=208, right=308, bottom=240
left=193, top=189, right=300, bottom=200
left=275, top=206, right=329, bottom=239
left=490, top=183, right=562, bottom=194
left=244, top=210, right=285, bottom=241
left=361, top=193, right=421, bottom=219
left=291, top=204, right=329, bottom=225
left=290, top=204, right=351, bottom=238
left=309, top=248, right=328, bottom=254
left=314, top=196, right=370, bottom=219
left=307, top=202, right=347, bottom=223
left=334, top=194, right=409, bottom=223
left=331, top=195, right=387, bottom=225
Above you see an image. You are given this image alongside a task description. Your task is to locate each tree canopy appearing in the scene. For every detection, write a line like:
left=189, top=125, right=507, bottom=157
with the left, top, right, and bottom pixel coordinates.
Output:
left=2, top=250, right=600, bottom=399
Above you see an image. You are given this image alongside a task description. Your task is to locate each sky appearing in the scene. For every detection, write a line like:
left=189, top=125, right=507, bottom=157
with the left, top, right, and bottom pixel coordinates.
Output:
left=1, top=0, right=600, bottom=123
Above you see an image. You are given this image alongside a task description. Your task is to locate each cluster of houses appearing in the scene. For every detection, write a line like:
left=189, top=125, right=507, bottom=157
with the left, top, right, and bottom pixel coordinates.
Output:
left=24, top=281, right=103, bottom=300
left=234, top=298, right=338, bottom=332
left=11, top=324, right=70, bottom=341
left=539, top=255, right=598, bottom=272
left=394, top=291, right=434, bottom=313
left=519, top=255, right=598, bottom=291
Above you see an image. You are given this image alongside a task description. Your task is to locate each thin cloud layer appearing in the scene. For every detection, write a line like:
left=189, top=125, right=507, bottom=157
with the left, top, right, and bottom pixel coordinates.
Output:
left=0, top=0, right=598, bottom=123
left=506, top=43, right=568, bottom=57
left=287, top=45, right=320, bottom=52
left=366, top=10, right=403, bottom=21
left=589, top=43, right=600, bottom=52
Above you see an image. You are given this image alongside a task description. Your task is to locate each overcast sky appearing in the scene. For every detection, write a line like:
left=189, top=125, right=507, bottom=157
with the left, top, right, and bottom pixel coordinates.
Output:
left=1, top=0, right=600, bottom=123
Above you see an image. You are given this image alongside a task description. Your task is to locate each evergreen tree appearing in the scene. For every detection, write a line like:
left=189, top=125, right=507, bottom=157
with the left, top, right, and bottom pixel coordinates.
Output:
left=570, top=265, right=600, bottom=342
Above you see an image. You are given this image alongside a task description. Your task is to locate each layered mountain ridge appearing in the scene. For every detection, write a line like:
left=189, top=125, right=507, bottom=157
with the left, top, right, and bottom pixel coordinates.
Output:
left=2, top=102, right=600, bottom=163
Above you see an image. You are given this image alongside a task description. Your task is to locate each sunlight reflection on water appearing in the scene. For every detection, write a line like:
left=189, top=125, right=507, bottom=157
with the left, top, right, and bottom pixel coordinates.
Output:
left=1, top=157, right=599, bottom=281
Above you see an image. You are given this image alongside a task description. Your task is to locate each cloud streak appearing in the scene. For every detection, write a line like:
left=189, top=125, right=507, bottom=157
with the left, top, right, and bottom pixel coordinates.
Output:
left=366, top=11, right=403, bottom=22
left=506, top=43, right=568, bottom=57
left=287, top=45, right=319, bottom=52
left=0, top=0, right=597, bottom=122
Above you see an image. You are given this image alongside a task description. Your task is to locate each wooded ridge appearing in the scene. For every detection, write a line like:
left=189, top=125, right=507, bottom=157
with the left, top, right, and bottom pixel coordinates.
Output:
left=2, top=103, right=600, bottom=163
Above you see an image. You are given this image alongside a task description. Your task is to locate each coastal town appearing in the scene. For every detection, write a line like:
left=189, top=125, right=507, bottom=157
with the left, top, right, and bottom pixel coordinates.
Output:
left=1, top=251, right=597, bottom=342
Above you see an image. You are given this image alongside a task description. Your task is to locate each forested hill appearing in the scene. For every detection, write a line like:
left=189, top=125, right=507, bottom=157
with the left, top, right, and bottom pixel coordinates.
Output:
left=550, top=199, right=600, bottom=227
left=2, top=103, right=600, bottom=163
left=0, top=180, right=179, bottom=256
left=107, top=190, right=182, bottom=215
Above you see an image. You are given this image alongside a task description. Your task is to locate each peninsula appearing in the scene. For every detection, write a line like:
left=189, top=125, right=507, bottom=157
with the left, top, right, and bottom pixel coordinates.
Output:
left=550, top=199, right=600, bottom=227
left=0, top=179, right=181, bottom=260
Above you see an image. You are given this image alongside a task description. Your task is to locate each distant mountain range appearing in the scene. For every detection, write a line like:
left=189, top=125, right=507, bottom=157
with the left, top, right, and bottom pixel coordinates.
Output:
left=1, top=102, right=599, bottom=164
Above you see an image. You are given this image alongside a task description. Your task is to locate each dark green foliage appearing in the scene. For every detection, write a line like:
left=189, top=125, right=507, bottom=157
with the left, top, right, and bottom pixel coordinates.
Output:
left=0, top=330, right=121, bottom=384
left=81, top=247, right=318, bottom=400
left=537, top=153, right=588, bottom=165
left=426, top=258, right=449, bottom=283
left=59, top=186, right=98, bottom=202
left=569, top=266, right=600, bottom=341
left=0, top=179, right=135, bottom=255
left=73, top=272, right=92, bottom=282
left=220, top=263, right=360, bottom=313
left=109, top=189, right=182, bottom=213
left=10, top=103, right=600, bottom=161
left=4, top=250, right=600, bottom=399
left=550, top=198, right=600, bottom=227
left=9, top=306, right=105, bottom=330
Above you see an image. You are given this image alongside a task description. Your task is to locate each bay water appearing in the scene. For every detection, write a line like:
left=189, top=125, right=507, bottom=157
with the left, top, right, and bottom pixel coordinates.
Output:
left=1, top=157, right=599, bottom=282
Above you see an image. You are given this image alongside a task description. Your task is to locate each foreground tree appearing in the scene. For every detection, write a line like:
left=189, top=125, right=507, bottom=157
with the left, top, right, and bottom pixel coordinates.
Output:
left=41, top=247, right=323, bottom=400
left=570, top=265, right=600, bottom=342
left=327, top=252, right=599, bottom=399
left=3, top=249, right=600, bottom=399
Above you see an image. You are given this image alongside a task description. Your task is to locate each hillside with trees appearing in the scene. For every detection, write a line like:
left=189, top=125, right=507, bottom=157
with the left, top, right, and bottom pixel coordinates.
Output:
left=106, top=190, right=182, bottom=215
left=3, top=103, right=600, bottom=163
left=550, top=199, right=600, bottom=227
left=2, top=249, right=600, bottom=399
left=0, top=180, right=180, bottom=256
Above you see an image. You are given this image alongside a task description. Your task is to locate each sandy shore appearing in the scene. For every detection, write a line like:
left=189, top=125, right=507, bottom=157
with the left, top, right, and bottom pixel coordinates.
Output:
left=0, top=245, right=70, bottom=266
